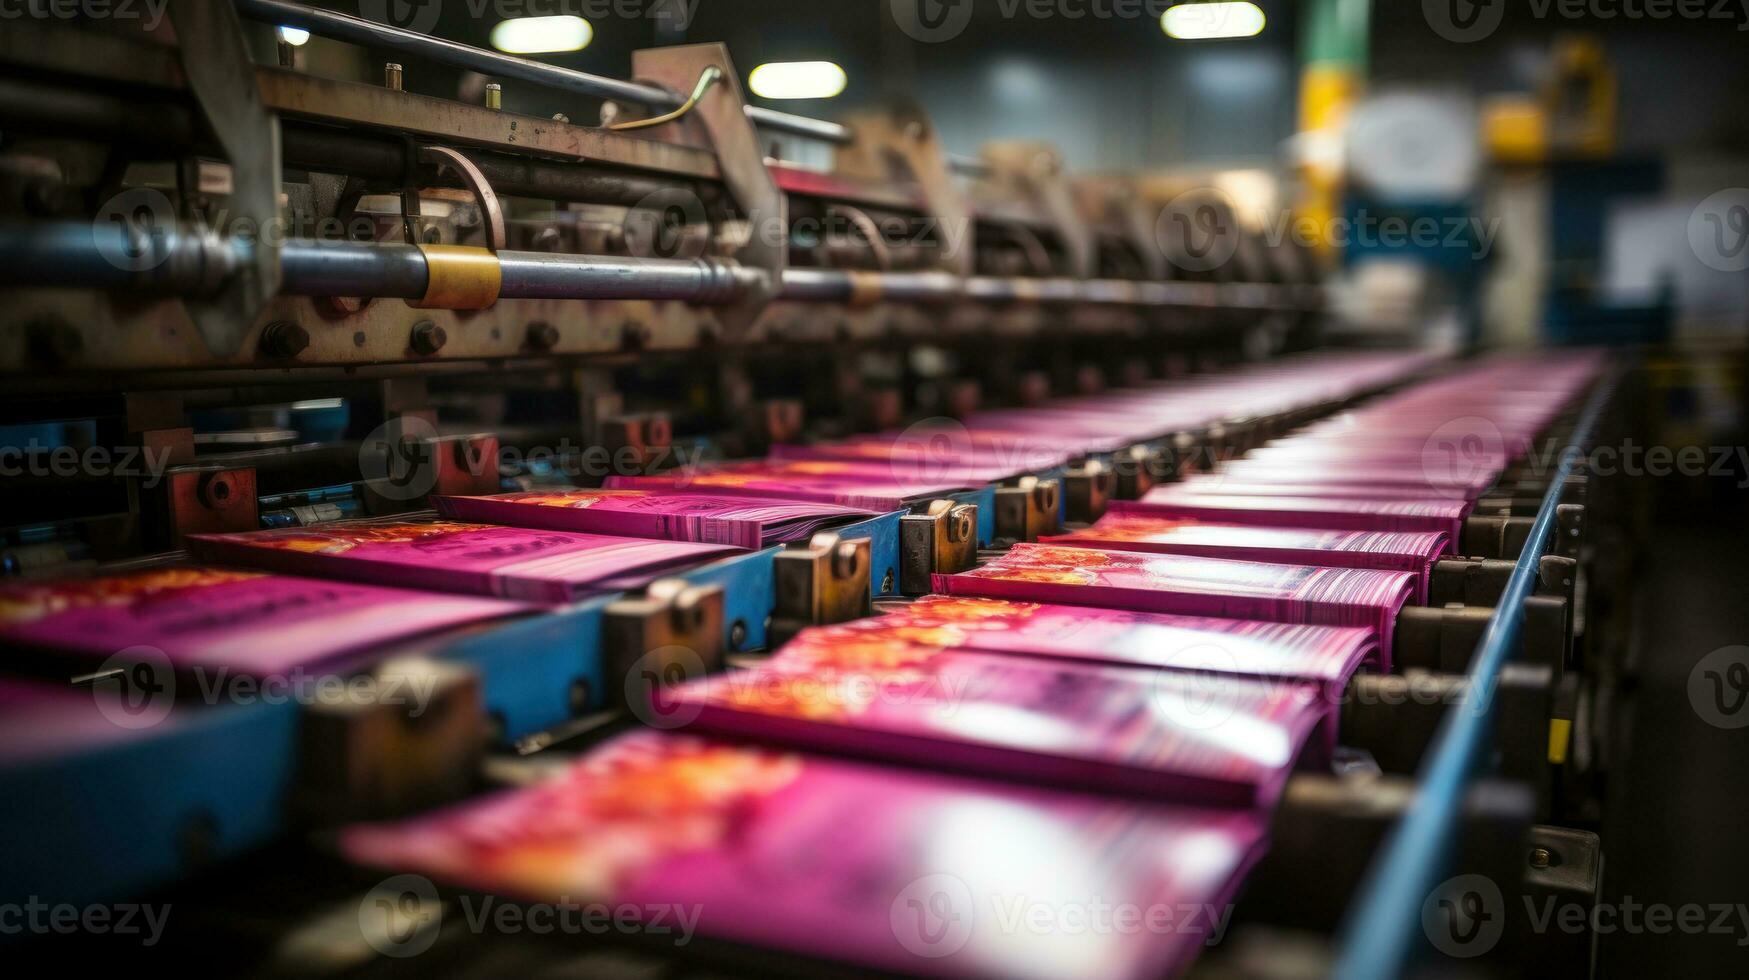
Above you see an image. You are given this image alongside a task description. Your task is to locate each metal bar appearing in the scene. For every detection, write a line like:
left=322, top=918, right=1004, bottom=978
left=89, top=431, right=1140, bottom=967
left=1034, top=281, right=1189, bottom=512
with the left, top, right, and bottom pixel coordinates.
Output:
left=947, top=153, right=994, bottom=178
left=778, top=268, right=963, bottom=304
left=0, top=223, right=238, bottom=294
left=775, top=267, right=857, bottom=302
left=1331, top=376, right=1614, bottom=980
left=496, top=252, right=753, bottom=303
left=0, top=224, right=740, bottom=304
left=280, top=242, right=428, bottom=297
left=874, top=271, right=966, bottom=303
left=965, top=276, right=1079, bottom=303
left=280, top=126, right=701, bottom=205
left=745, top=106, right=852, bottom=145
left=0, top=77, right=197, bottom=145
left=2, top=223, right=1270, bottom=309
left=0, top=76, right=719, bottom=198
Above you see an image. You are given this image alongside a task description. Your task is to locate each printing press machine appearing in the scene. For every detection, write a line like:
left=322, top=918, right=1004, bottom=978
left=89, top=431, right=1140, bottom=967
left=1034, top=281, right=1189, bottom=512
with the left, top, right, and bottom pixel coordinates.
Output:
left=0, top=8, right=1655, bottom=980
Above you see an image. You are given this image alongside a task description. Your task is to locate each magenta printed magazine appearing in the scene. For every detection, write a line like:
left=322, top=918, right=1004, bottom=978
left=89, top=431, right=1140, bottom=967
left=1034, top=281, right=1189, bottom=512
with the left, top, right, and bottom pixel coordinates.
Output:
left=342, top=731, right=1269, bottom=980
left=434, top=488, right=876, bottom=548
left=187, top=521, right=742, bottom=604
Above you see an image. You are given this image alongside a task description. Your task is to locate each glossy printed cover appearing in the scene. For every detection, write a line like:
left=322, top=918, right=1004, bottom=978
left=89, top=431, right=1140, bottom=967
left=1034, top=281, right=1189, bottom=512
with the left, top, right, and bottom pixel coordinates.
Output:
left=934, top=544, right=1417, bottom=669
left=0, top=566, right=526, bottom=675
left=433, top=488, right=874, bottom=549
left=1118, top=492, right=1471, bottom=542
left=1042, top=515, right=1447, bottom=601
left=607, top=352, right=1448, bottom=512
left=772, top=434, right=1075, bottom=482
left=1169, top=476, right=1480, bottom=502
left=188, top=521, right=742, bottom=604
left=667, top=640, right=1326, bottom=806
left=342, top=731, right=1269, bottom=980
left=609, top=460, right=984, bottom=512
left=786, top=595, right=1380, bottom=686
left=1282, top=449, right=1499, bottom=473
left=1213, top=460, right=1499, bottom=496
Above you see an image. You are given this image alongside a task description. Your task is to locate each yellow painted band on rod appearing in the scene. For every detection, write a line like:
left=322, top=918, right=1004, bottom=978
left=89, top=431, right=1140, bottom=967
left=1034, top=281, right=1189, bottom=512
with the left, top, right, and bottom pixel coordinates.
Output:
left=845, top=270, right=884, bottom=307
left=411, top=245, right=501, bottom=310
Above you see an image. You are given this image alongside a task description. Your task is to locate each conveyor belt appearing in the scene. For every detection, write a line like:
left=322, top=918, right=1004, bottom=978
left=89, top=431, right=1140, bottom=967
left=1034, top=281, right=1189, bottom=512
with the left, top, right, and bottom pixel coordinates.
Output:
left=0, top=348, right=1628, bottom=978
left=1334, top=377, right=1615, bottom=980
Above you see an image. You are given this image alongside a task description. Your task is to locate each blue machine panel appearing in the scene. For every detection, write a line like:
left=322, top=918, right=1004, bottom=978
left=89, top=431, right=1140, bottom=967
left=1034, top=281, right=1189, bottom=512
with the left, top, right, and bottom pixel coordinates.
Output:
left=0, top=694, right=300, bottom=912
left=832, top=510, right=904, bottom=598
left=0, top=546, right=782, bottom=912
left=434, top=546, right=778, bottom=739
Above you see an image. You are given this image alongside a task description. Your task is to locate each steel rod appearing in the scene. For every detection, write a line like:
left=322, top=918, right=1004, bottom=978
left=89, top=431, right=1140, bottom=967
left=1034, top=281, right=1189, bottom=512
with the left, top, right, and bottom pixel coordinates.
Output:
left=1, top=223, right=1304, bottom=310
left=280, top=241, right=428, bottom=297
left=497, top=252, right=753, bottom=303
left=778, top=268, right=964, bottom=304
left=237, top=0, right=861, bottom=145
left=745, top=106, right=852, bottom=145
left=237, top=0, right=675, bottom=108
left=0, top=223, right=237, bottom=294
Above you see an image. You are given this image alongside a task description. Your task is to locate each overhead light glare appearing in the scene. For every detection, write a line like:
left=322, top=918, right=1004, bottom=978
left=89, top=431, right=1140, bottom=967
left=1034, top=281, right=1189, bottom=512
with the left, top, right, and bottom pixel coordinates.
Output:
left=748, top=61, right=847, bottom=100
left=277, top=26, right=310, bottom=46
left=1161, top=2, right=1266, bottom=40
left=490, top=16, right=593, bottom=55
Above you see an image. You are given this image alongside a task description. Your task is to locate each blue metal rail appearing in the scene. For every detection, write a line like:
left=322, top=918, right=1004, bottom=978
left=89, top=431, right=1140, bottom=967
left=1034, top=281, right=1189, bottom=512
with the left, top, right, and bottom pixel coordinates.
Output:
left=1332, top=376, right=1614, bottom=979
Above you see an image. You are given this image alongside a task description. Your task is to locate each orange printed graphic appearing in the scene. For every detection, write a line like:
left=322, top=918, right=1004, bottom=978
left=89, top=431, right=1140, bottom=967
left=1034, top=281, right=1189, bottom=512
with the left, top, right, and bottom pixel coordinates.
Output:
left=779, top=633, right=949, bottom=672
left=412, top=742, right=801, bottom=898
left=509, top=490, right=617, bottom=510
left=1067, top=514, right=1195, bottom=542
left=245, top=522, right=488, bottom=554
left=0, top=567, right=264, bottom=625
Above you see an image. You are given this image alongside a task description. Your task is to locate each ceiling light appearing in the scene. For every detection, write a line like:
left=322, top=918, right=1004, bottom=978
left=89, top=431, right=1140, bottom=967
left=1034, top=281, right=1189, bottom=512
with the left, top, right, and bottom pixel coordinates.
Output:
left=748, top=61, right=848, bottom=100
left=1161, top=2, right=1266, bottom=40
left=490, top=16, right=593, bottom=55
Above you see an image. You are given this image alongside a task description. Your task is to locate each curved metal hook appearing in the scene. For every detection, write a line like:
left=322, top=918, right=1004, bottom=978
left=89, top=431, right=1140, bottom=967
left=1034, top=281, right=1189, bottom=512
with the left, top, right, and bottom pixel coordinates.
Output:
left=418, top=146, right=506, bottom=253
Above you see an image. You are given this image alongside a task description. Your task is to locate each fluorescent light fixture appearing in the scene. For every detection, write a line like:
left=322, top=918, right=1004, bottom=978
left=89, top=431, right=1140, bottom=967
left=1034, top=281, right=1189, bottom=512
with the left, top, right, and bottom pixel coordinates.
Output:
left=1161, top=2, right=1266, bottom=40
left=277, top=26, right=310, bottom=46
left=748, top=61, right=847, bottom=100
left=490, top=16, right=593, bottom=54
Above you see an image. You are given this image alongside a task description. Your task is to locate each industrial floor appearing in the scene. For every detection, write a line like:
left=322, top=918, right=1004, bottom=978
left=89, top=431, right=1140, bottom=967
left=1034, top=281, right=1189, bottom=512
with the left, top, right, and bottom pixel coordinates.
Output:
left=1602, top=494, right=1749, bottom=976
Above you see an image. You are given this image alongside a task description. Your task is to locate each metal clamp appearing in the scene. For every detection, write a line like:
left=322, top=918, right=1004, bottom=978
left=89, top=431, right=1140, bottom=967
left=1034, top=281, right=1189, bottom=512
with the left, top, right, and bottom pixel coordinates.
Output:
left=1515, top=825, right=1604, bottom=976
left=1111, top=443, right=1172, bottom=500
left=602, top=578, right=726, bottom=707
left=433, top=433, right=502, bottom=497
left=1063, top=459, right=1115, bottom=523
left=899, top=499, right=979, bottom=596
left=160, top=465, right=259, bottom=548
left=1553, top=503, right=1586, bottom=560
left=601, top=412, right=673, bottom=473
left=994, top=476, right=1061, bottom=543
left=758, top=399, right=805, bottom=447
left=293, top=657, right=484, bottom=823
left=1342, top=665, right=1554, bottom=792
left=1428, top=555, right=1580, bottom=608
left=1394, top=599, right=1570, bottom=677
left=772, top=532, right=871, bottom=642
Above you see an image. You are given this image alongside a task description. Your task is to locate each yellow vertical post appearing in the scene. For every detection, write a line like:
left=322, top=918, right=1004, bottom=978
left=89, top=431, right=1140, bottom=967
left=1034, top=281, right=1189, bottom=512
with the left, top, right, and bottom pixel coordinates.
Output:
left=1298, top=0, right=1371, bottom=257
